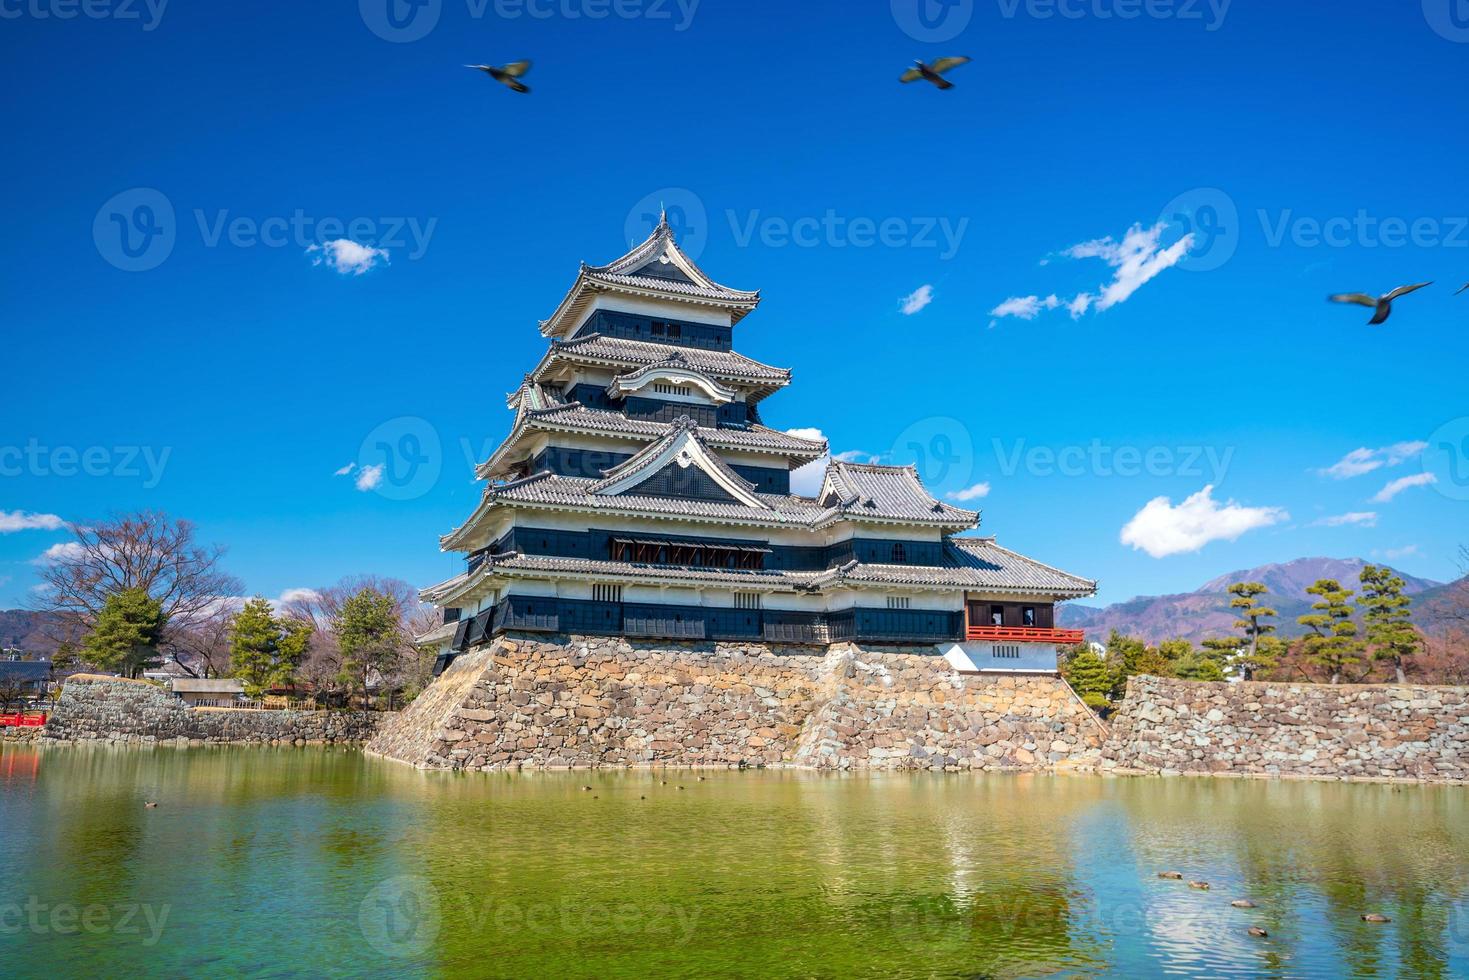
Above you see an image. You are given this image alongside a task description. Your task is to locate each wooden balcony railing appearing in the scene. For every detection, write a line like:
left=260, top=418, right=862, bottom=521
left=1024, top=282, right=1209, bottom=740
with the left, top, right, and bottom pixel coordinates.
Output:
left=965, top=625, right=1085, bottom=645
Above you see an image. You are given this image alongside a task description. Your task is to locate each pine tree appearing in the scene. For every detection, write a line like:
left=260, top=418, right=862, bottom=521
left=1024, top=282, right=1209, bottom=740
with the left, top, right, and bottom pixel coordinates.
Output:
left=230, top=597, right=281, bottom=698
left=332, top=587, right=403, bottom=708
left=1359, top=564, right=1420, bottom=684
left=82, top=588, right=166, bottom=678
left=1062, top=647, right=1112, bottom=710
left=1298, top=579, right=1363, bottom=684
left=276, top=617, right=314, bottom=697
left=1226, top=581, right=1278, bottom=680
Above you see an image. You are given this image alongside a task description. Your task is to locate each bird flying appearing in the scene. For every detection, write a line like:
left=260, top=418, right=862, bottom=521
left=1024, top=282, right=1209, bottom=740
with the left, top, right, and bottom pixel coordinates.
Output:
left=1327, top=282, right=1432, bottom=325
left=899, top=57, right=971, bottom=90
left=466, top=60, right=531, bottom=93
left=1456, top=282, right=1468, bottom=296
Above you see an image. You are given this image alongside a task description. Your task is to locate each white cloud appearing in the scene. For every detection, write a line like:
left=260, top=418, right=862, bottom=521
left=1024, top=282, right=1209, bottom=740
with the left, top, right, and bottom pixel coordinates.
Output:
left=333, top=462, right=356, bottom=477
left=949, top=481, right=991, bottom=502
left=833, top=449, right=879, bottom=463
left=355, top=464, right=385, bottom=492
left=274, top=587, right=322, bottom=608
left=1371, top=472, right=1436, bottom=503
left=31, top=541, right=85, bottom=564
left=0, top=511, right=65, bottom=533
left=1120, top=484, right=1288, bottom=558
left=1318, top=441, right=1428, bottom=480
left=1311, top=511, right=1378, bottom=528
left=785, top=427, right=825, bottom=443
left=1382, top=544, right=1420, bottom=560
left=784, top=430, right=883, bottom=497
left=899, top=284, right=934, bottom=315
left=990, top=221, right=1192, bottom=325
left=307, top=239, right=389, bottom=276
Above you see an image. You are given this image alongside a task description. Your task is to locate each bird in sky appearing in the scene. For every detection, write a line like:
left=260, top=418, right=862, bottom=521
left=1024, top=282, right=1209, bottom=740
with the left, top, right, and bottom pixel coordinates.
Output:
left=899, top=57, right=971, bottom=90
left=1327, top=282, right=1433, bottom=325
left=1456, top=282, right=1468, bottom=295
left=466, top=60, right=531, bottom=94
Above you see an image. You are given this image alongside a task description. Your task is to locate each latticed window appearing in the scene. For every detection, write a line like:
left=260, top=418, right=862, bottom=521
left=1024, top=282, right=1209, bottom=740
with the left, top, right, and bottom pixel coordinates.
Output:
left=734, top=592, right=761, bottom=610
left=887, top=596, right=911, bottom=610
left=993, top=645, right=1021, bottom=659
left=891, top=542, right=907, bottom=563
left=592, top=584, right=623, bottom=603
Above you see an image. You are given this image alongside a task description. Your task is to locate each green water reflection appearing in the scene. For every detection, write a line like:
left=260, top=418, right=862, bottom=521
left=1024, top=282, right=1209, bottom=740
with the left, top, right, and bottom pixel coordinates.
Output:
left=1, top=744, right=1466, bottom=978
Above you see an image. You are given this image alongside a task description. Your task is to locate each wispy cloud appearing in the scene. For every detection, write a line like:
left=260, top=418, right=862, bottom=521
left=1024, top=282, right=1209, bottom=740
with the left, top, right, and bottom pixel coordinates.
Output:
left=307, top=239, right=389, bottom=276
left=0, top=511, right=65, bottom=533
left=355, top=464, right=385, bottom=492
left=1318, top=441, right=1427, bottom=480
left=899, top=284, right=934, bottom=316
left=1371, top=472, right=1436, bottom=503
left=333, top=462, right=356, bottom=477
left=949, top=481, right=990, bottom=502
left=991, top=222, right=1192, bottom=325
left=1311, top=511, right=1378, bottom=528
left=1382, top=544, right=1420, bottom=560
left=1120, top=485, right=1288, bottom=558
left=31, top=541, right=85, bottom=564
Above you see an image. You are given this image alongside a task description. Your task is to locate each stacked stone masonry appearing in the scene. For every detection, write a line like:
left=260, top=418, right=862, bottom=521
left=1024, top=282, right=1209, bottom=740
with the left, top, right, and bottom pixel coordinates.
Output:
left=1102, top=675, right=1469, bottom=783
left=365, top=633, right=1106, bottom=771
left=40, top=675, right=383, bottom=745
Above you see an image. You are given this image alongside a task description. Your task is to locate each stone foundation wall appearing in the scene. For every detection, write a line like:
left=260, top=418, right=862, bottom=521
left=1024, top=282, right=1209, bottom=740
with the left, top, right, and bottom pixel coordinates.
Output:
left=41, top=675, right=384, bottom=745
left=365, top=633, right=1106, bottom=771
left=1102, top=675, right=1469, bottom=783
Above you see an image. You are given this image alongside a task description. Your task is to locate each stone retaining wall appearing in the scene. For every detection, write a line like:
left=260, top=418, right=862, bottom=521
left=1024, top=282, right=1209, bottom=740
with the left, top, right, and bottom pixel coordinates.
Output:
left=1101, top=675, right=1469, bottom=783
left=366, top=633, right=1106, bottom=771
left=41, top=675, right=384, bottom=745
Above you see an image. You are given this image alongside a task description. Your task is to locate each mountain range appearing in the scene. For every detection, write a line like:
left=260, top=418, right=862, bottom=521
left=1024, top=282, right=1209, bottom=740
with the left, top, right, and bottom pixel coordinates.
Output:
left=1058, top=557, right=1461, bottom=645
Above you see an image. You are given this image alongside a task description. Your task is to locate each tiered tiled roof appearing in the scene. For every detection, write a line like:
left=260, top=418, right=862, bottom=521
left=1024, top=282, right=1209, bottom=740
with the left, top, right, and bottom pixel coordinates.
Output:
left=540, top=214, right=761, bottom=338
left=819, top=461, right=979, bottom=526
left=533, top=334, right=792, bottom=389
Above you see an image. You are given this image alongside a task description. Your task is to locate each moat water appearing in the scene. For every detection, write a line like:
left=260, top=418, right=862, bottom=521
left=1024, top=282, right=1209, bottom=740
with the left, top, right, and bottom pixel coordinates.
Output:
left=2, top=744, right=1467, bottom=978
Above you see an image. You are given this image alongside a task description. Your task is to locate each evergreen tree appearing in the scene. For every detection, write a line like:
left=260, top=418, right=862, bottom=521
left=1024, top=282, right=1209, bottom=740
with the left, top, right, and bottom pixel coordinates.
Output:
left=1359, top=564, right=1420, bottom=684
left=81, top=588, right=166, bottom=678
left=229, top=597, right=281, bottom=699
left=1062, top=647, right=1112, bottom=710
left=1298, top=579, right=1363, bottom=684
left=276, top=617, right=314, bottom=697
left=1226, top=582, right=1278, bottom=680
left=1103, top=630, right=1168, bottom=698
left=332, top=587, right=403, bottom=707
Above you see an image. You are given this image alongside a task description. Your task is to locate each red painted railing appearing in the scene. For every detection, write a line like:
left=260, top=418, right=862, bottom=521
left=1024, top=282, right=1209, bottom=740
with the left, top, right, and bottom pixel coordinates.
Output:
left=0, top=712, right=47, bottom=728
left=965, top=625, right=1085, bottom=645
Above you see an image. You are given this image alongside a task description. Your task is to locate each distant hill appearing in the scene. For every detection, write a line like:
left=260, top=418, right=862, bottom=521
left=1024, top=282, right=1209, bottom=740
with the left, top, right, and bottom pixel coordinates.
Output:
left=1059, top=557, right=1451, bottom=645
left=0, top=609, right=78, bottom=656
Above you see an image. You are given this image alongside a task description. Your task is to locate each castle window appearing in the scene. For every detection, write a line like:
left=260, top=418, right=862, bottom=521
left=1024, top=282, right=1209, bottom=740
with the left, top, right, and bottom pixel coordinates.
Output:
left=890, top=542, right=907, bottom=563
left=990, top=605, right=1004, bottom=626
left=734, top=592, right=761, bottom=610
left=887, top=596, right=911, bottom=610
left=1023, top=606, right=1036, bottom=627
left=593, top=584, right=623, bottom=603
left=994, top=645, right=1021, bottom=659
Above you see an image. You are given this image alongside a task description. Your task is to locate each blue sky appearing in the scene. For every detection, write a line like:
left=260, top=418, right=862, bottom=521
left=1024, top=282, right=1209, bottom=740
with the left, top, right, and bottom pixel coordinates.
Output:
left=3, top=0, right=1468, bottom=609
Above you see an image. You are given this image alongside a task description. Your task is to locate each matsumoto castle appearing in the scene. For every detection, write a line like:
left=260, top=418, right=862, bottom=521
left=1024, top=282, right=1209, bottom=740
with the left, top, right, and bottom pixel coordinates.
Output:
left=422, top=216, right=1094, bottom=674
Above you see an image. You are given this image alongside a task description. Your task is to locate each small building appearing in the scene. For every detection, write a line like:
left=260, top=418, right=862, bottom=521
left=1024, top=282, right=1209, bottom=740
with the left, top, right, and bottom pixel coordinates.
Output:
left=170, top=678, right=245, bottom=707
left=0, top=660, right=52, bottom=699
